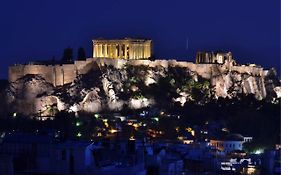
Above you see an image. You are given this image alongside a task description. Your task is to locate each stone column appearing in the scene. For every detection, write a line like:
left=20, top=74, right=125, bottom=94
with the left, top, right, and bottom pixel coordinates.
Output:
left=125, top=45, right=128, bottom=59
left=137, top=44, right=141, bottom=59
left=121, top=43, right=125, bottom=59
left=124, top=45, right=127, bottom=59
left=97, top=44, right=100, bottom=57
left=146, top=44, right=150, bottom=58
left=108, top=44, right=110, bottom=58
left=110, top=44, right=113, bottom=58
left=113, top=44, right=115, bottom=58
left=111, top=44, right=114, bottom=58
left=143, top=45, right=146, bottom=58
left=133, top=44, right=136, bottom=59
left=103, top=44, right=106, bottom=57
left=101, top=44, right=104, bottom=57
left=128, top=44, right=132, bottom=59
left=136, top=44, right=139, bottom=59
left=115, top=44, right=117, bottom=58
left=95, top=44, right=99, bottom=57
left=106, top=44, right=109, bottom=57
left=138, top=44, right=141, bottom=59
left=98, top=44, right=101, bottom=57
left=111, top=44, right=113, bottom=58
left=134, top=44, right=137, bottom=59
left=99, top=44, right=103, bottom=57
left=148, top=44, right=151, bottom=58
left=141, top=44, right=144, bottom=59
left=93, top=44, right=98, bottom=57
left=119, top=44, right=122, bottom=59
left=104, top=44, right=108, bottom=57
left=139, top=44, right=142, bottom=59
left=93, top=44, right=96, bottom=57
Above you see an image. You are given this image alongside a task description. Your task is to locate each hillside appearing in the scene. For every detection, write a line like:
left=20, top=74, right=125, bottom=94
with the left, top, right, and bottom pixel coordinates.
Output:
left=2, top=60, right=280, bottom=117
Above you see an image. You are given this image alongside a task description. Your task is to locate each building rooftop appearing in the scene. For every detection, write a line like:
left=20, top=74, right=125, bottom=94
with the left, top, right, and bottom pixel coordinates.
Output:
left=212, top=133, right=244, bottom=141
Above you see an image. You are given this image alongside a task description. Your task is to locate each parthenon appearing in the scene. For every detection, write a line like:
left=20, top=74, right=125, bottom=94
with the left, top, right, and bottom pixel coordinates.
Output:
left=92, top=38, right=152, bottom=60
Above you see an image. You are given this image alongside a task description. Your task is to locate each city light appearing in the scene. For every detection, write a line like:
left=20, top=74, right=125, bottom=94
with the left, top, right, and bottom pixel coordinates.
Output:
left=133, top=123, right=140, bottom=129
left=254, top=149, right=263, bottom=154
left=94, top=114, right=99, bottom=119
left=246, top=167, right=256, bottom=174
left=76, top=121, right=82, bottom=127
left=152, top=117, right=159, bottom=122
left=109, top=129, right=118, bottom=134
left=76, top=132, right=82, bottom=137
left=102, top=119, right=109, bottom=127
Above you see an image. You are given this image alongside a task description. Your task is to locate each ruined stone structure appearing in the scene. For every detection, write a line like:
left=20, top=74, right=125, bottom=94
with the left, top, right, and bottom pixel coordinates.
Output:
left=196, top=51, right=233, bottom=64
left=93, top=38, right=152, bottom=60
left=8, top=59, right=98, bottom=87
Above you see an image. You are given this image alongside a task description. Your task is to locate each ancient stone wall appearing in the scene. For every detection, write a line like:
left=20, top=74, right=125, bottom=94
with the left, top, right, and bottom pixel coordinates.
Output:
left=9, top=64, right=54, bottom=84
left=9, top=57, right=269, bottom=87
left=231, top=65, right=264, bottom=77
left=9, top=64, right=77, bottom=86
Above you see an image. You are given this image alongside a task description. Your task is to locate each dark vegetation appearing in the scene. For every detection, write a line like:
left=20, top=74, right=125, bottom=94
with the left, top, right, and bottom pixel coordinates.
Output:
left=61, top=47, right=73, bottom=62
left=77, top=47, right=86, bottom=60
left=0, top=79, right=9, bottom=90
left=61, top=47, right=87, bottom=62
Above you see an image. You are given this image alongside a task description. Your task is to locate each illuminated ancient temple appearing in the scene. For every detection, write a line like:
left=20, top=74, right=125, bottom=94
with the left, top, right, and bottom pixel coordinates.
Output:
left=92, top=38, right=152, bottom=60
left=196, top=51, right=233, bottom=64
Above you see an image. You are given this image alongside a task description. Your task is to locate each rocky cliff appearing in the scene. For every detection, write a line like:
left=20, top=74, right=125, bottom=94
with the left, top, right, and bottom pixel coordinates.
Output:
left=2, top=60, right=280, bottom=117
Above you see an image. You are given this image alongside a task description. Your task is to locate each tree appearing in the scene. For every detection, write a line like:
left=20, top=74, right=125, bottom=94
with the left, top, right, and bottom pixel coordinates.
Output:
left=77, top=47, right=86, bottom=60
left=62, top=47, right=73, bottom=62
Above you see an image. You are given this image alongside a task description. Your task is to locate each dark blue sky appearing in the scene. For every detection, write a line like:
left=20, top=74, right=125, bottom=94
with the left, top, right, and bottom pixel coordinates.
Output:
left=0, top=0, right=280, bottom=79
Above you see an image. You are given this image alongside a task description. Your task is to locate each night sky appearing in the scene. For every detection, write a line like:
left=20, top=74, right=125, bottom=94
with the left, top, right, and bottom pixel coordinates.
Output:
left=0, top=0, right=280, bottom=79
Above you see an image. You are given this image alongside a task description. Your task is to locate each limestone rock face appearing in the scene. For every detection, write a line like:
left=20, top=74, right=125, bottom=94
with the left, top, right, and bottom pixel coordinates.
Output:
left=34, top=96, right=63, bottom=116
left=274, top=87, right=281, bottom=98
left=210, top=72, right=267, bottom=100
left=129, top=98, right=155, bottom=109
left=1, top=60, right=280, bottom=117
left=80, top=88, right=102, bottom=113
left=6, top=75, right=54, bottom=115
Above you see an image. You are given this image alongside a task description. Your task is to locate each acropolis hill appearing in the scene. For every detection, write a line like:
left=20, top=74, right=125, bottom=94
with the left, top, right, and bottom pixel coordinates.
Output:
left=5, top=38, right=280, bottom=116
left=9, top=38, right=269, bottom=86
